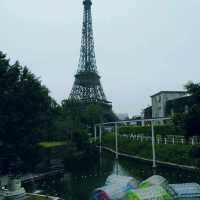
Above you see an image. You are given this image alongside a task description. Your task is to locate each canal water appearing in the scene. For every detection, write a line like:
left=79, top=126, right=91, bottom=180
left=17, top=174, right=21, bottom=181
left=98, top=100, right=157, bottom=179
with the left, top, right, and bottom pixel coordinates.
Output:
left=24, top=152, right=200, bottom=200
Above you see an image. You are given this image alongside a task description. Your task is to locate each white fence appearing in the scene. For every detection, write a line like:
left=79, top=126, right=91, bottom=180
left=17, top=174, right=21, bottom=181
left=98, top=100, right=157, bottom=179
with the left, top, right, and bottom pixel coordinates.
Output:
left=120, top=134, right=200, bottom=145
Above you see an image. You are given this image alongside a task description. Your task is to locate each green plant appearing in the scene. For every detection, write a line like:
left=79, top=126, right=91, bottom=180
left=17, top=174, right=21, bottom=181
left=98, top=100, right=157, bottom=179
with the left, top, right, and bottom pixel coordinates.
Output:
left=119, top=125, right=179, bottom=137
left=102, top=134, right=198, bottom=167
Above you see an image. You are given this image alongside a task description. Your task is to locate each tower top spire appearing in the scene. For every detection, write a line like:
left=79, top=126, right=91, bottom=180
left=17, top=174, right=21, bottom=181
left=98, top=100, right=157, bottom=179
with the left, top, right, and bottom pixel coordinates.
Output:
left=83, top=0, right=92, bottom=9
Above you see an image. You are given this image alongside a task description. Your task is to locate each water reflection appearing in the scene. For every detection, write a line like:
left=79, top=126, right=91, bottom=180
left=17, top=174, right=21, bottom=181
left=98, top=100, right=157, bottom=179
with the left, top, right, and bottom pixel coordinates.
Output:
left=24, top=152, right=200, bottom=200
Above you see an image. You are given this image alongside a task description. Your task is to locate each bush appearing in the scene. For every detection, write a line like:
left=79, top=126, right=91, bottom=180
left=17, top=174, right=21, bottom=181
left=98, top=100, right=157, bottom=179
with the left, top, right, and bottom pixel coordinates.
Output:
left=102, top=134, right=198, bottom=167
left=119, top=125, right=181, bottom=137
left=190, top=146, right=200, bottom=159
left=189, top=146, right=200, bottom=167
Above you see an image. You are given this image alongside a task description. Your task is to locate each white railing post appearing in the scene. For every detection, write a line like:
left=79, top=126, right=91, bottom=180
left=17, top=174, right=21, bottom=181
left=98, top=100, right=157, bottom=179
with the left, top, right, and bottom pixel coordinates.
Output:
left=142, top=120, right=145, bottom=127
left=99, top=125, right=102, bottom=153
left=192, top=137, right=194, bottom=146
left=181, top=138, right=184, bottom=145
left=151, top=120, right=156, bottom=168
left=164, top=138, right=167, bottom=145
left=115, top=123, right=118, bottom=159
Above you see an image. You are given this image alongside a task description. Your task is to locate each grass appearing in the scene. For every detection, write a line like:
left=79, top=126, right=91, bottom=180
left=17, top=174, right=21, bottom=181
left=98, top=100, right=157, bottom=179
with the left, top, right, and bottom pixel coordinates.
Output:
left=102, top=134, right=200, bottom=167
left=38, top=141, right=67, bottom=149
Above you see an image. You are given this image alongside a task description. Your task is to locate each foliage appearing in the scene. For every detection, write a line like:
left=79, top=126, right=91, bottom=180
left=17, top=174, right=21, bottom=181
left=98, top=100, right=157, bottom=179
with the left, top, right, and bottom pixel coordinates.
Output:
left=0, top=51, right=114, bottom=172
left=172, top=113, right=186, bottom=136
left=173, top=82, right=200, bottom=138
left=119, top=125, right=180, bottom=136
left=189, top=146, right=200, bottom=167
left=190, top=146, right=200, bottom=159
left=168, top=82, right=200, bottom=143
left=185, top=81, right=200, bottom=99
left=166, top=96, right=193, bottom=116
left=63, top=138, right=98, bottom=171
left=61, top=99, right=117, bottom=138
left=84, top=103, right=105, bottom=123
left=102, top=134, right=199, bottom=167
left=184, top=82, right=200, bottom=138
left=184, top=104, right=200, bottom=137
left=0, top=51, right=62, bottom=170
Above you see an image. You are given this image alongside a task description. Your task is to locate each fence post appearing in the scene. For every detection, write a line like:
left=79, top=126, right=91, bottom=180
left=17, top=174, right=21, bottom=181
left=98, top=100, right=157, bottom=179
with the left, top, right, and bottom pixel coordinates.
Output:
left=192, top=137, right=194, bottom=146
left=164, top=138, right=167, bottom=145
left=172, top=137, right=175, bottom=145
left=115, top=123, right=118, bottom=159
left=99, top=125, right=102, bottom=153
left=157, top=138, right=160, bottom=144
left=151, top=120, right=156, bottom=168
left=142, top=120, right=145, bottom=127
left=181, top=138, right=184, bottom=145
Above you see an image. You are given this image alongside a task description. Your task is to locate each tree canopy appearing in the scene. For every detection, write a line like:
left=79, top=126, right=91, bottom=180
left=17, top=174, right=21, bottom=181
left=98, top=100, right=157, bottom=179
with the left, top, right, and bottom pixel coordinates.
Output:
left=0, top=51, right=60, bottom=169
left=0, top=51, right=116, bottom=172
left=184, top=82, right=200, bottom=137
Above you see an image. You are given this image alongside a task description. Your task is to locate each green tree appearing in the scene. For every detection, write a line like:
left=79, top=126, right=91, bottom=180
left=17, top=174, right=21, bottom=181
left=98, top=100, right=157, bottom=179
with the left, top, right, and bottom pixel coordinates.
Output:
left=184, top=82, right=200, bottom=137
left=172, top=113, right=186, bottom=136
left=0, top=51, right=58, bottom=170
left=61, top=99, right=85, bottom=140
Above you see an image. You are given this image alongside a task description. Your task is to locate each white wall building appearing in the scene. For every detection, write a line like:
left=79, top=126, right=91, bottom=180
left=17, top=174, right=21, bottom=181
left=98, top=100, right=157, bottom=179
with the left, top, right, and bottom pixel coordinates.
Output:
left=151, top=91, right=187, bottom=119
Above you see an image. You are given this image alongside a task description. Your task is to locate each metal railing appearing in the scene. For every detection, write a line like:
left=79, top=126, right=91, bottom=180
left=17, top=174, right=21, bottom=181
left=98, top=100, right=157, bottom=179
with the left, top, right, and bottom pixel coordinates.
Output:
left=95, top=117, right=171, bottom=168
left=120, top=134, right=200, bottom=145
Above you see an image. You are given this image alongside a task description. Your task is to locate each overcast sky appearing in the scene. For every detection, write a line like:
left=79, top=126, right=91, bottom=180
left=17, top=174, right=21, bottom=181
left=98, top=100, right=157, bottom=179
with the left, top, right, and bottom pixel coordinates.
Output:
left=1, top=0, right=200, bottom=116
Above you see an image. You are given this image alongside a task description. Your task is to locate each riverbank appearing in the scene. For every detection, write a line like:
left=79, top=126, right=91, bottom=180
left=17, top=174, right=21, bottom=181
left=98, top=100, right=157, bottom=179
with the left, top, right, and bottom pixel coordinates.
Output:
left=102, top=134, right=200, bottom=169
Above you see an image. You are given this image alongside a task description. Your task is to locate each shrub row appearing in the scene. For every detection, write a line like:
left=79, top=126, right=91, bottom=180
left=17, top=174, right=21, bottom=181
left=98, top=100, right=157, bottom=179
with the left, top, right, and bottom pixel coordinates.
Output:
left=102, top=134, right=200, bottom=167
left=119, top=125, right=182, bottom=137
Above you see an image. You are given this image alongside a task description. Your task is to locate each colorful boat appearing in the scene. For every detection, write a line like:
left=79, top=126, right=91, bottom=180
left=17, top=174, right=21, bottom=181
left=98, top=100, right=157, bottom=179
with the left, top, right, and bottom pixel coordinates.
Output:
left=91, top=175, right=200, bottom=200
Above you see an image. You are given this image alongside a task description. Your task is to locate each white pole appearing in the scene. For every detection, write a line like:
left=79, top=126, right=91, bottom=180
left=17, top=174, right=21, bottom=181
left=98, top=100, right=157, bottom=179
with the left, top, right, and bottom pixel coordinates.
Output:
left=151, top=121, right=156, bottom=168
left=182, top=138, right=184, bottom=145
left=142, top=120, right=145, bottom=127
left=192, top=137, right=194, bottom=145
left=165, top=138, right=167, bottom=145
left=94, top=125, right=97, bottom=142
left=100, top=125, right=102, bottom=153
left=173, top=137, right=175, bottom=145
left=115, top=123, right=118, bottom=159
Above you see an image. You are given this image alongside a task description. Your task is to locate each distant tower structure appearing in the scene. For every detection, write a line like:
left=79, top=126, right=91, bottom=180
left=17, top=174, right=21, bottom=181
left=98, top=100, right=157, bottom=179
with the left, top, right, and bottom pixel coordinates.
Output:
left=69, top=0, right=111, bottom=107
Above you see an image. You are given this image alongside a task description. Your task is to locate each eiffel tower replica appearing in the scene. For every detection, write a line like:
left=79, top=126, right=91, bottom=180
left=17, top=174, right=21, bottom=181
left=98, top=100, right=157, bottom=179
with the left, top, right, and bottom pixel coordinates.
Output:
left=69, top=0, right=111, bottom=108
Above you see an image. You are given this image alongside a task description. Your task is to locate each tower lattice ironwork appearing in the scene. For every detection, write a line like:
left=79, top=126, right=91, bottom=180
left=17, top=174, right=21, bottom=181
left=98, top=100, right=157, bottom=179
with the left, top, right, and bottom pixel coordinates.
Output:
left=69, top=0, right=111, bottom=105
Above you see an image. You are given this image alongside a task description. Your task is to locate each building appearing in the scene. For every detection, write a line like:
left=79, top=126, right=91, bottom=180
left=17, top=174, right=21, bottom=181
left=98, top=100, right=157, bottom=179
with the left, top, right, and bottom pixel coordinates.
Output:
left=151, top=91, right=187, bottom=119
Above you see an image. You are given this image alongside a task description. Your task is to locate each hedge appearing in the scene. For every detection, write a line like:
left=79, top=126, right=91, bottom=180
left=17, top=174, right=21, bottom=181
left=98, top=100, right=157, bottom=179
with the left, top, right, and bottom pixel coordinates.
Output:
left=119, top=125, right=182, bottom=137
left=102, top=134, right=200, bottom=167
